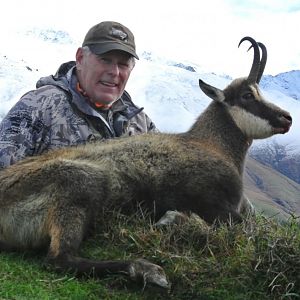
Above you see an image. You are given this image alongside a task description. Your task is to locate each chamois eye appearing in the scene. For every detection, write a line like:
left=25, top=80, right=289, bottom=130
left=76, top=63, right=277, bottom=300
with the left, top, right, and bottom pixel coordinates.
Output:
left=242, top=92, right=254, bottom=100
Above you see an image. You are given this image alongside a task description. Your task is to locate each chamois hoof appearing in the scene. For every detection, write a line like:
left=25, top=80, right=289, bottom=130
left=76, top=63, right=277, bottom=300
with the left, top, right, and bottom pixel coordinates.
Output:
left=128, top=258, right=170, bottom=289
left=155, top=210, right=189, bottom=226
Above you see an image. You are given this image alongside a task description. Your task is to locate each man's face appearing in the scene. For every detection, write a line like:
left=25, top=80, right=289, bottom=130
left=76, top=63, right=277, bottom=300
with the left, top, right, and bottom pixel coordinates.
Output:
left=76, top=48, right=135, bottom=105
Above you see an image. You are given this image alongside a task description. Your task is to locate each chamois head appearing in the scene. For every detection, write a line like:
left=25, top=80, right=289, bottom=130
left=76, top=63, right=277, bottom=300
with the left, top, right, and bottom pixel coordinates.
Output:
left=199, top=36, right=292, bottom=140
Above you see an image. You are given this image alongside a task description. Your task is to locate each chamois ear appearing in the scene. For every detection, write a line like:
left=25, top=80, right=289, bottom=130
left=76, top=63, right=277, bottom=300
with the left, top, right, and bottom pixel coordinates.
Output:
left=199, top=79, right=225, bottom=103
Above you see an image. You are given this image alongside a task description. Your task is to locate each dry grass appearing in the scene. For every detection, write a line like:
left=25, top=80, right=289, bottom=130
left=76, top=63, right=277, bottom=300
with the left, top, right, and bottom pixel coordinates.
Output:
left=1, top=209, right=300, bottom=299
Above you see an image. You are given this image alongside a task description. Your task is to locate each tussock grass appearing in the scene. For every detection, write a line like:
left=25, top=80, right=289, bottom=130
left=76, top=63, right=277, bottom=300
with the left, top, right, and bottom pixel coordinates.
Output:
left=0, top=210, right=299, bottom=299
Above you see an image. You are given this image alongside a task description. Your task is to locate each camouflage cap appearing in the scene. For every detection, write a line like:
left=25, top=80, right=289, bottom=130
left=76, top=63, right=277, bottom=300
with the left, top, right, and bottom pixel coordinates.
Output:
left=82, top=21, right=139, bottom=59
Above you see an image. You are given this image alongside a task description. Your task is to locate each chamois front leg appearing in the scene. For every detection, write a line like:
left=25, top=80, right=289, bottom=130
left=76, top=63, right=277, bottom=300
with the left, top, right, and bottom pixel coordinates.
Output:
left=46, top=205, right=169, bottom=288
left=164, top=208, right=243, bottom=226
left=238, top=194, right=256, bottom=215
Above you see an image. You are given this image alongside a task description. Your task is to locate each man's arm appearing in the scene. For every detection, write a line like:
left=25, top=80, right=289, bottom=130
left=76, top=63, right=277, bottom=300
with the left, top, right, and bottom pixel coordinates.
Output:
left=118, top=90, right=159, bottom=135
left=0, top=92, right=46, bottom=169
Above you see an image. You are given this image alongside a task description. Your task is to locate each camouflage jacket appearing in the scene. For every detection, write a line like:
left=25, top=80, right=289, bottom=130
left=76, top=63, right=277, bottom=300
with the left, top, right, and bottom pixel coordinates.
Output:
left=0, top=61, right=157, bottom=169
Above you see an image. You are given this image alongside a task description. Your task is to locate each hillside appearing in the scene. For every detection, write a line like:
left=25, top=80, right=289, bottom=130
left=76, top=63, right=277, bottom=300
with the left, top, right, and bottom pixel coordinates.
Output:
left=244, top=157, right=300, bottom=221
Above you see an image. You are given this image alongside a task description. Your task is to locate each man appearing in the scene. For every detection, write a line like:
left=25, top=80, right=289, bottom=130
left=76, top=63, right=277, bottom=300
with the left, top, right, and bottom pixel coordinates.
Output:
left=0, top=21, right=157, bottom=169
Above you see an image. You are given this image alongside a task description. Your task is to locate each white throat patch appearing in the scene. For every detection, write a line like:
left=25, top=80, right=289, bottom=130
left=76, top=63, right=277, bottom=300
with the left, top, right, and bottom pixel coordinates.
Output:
left=228, top=106, right=273, bottom=139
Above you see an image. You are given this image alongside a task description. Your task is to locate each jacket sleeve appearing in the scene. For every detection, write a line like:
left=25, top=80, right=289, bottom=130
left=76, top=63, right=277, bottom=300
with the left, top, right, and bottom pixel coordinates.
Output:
left=0, top=91, right=48, bottom=169
left=119, top=90, right=160, bottom=135
left=144, top=112, right=159, bottom=133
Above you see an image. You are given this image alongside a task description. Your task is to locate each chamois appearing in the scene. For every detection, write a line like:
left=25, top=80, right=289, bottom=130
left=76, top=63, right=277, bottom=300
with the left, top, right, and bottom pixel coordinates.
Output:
left=0, top=37, right=292, bottom=288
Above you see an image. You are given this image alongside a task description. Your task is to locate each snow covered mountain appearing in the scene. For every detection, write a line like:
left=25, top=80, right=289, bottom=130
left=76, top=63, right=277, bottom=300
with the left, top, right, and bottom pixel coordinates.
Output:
left=261, top=70, right=300, bottom=101
left=1, top=27, right=299, bottom=148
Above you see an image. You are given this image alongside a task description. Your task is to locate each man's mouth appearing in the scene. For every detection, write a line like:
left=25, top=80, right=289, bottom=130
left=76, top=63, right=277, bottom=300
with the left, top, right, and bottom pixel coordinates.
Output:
left=100, top=81, right=118, bottom=87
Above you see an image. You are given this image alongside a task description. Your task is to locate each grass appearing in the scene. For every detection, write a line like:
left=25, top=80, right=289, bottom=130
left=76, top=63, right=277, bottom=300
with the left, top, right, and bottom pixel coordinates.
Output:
left=0, top=211, right=300, bottom=300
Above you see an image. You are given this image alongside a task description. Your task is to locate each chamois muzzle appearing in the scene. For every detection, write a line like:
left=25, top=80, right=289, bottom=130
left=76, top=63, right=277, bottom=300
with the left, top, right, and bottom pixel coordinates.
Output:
left=275, top=113, right=292, bottom=134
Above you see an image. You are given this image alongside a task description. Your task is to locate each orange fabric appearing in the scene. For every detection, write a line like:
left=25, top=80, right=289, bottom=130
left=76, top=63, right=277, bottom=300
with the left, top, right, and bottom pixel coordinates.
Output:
left=76, top=82, right=112, bottom=109
left=76, top=82, right=87, bottom=96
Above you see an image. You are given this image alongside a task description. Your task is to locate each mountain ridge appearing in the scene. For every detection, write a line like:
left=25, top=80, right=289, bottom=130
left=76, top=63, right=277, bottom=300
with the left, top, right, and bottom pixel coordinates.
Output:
left=244, top=157, right=300, bottom=220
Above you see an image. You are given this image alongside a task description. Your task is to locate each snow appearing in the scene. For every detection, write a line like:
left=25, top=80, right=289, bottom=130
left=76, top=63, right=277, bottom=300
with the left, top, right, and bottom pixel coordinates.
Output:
left=1, top=27, right=299, bottom=149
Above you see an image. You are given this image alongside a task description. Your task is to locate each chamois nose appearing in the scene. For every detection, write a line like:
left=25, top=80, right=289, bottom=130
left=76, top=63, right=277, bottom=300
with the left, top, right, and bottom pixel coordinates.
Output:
left=283, top=113, right=292, bottom=125
left=280, top=113, right=292, bottom=133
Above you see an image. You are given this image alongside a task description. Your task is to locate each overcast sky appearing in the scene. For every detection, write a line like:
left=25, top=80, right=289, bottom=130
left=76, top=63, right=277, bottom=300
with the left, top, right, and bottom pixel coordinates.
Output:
left=1, top=0, right=299, bottom=77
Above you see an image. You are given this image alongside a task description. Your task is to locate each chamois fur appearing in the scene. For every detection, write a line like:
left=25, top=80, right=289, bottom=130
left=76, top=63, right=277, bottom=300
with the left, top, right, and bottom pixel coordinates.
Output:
left=0, top=37, right=292, bottom=288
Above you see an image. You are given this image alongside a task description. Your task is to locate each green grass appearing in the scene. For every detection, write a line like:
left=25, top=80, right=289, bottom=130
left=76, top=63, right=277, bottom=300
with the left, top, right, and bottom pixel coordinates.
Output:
left=0, top=211, right=300, bottom=300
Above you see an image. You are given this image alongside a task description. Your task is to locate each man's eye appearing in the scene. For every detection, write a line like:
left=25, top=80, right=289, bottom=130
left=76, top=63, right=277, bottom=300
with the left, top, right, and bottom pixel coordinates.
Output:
left=119, top=62, right=129, bottom=67
left=96, top=56, right=111, bottom=64
left=100, top=58, right=111, bottom=64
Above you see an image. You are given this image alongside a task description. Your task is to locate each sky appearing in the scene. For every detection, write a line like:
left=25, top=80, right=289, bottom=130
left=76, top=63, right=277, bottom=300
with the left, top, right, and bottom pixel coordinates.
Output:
left=1, top=0, right=299, bottom=78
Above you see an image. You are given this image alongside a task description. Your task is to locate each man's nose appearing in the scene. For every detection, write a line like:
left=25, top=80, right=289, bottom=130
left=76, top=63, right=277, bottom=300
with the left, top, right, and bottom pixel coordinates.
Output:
left=107, top=62, right=120, bottom=75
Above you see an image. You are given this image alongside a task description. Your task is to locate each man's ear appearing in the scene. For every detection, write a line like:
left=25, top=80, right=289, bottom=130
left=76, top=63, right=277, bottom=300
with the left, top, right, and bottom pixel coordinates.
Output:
left=75, top=47, right=84, bottom=69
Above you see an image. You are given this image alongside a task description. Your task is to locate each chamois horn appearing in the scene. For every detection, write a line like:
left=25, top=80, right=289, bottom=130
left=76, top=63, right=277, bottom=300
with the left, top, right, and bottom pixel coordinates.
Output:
left=238, top=36, right=260, bottom=84
left=256, top=42, right=267, bottom=83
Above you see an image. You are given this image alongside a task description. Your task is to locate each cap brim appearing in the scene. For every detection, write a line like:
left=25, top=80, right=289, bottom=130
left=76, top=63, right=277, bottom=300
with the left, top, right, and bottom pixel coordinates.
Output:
left=88, top=42, right=139, bottom=59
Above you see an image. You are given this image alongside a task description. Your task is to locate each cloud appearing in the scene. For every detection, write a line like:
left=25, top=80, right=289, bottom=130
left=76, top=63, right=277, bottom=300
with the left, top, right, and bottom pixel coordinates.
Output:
left=0, top=0, right=299, bottom=78
left=227, top=0, right=300, bottom=13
